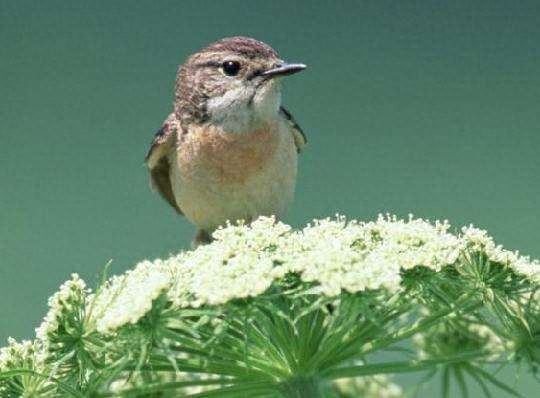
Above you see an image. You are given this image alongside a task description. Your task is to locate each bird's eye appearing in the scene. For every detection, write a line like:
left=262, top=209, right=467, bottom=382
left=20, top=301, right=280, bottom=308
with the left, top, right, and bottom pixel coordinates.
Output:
left=222, top=60, right=241, bottom=76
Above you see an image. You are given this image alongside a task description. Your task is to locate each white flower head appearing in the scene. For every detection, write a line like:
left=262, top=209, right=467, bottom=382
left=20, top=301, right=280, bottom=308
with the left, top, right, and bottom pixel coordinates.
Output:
left=53, top=215, right=539, bottom=334
left=414, top=321, right=505, bottom=361
left=0, top=338, right=43, bottom=373
left=168, top=217, right=289, bottom=308
left=35, top=273, right=89, bottom=345
left=282, top=214, right=461, bottom=295
left=461, top=225, right=540, bottom=283
left=93, top=260, right=171, bottom=333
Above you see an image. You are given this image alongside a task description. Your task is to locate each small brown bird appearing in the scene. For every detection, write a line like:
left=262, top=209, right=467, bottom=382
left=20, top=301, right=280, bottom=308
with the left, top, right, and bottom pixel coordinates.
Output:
left=145, top=36, right=307, bottom=244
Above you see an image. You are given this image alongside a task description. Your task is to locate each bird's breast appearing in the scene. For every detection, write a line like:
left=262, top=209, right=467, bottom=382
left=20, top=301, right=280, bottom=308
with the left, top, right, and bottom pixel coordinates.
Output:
left=177, top=122, right=280, bottom=184
left=170, top=119, right=298, bottom=231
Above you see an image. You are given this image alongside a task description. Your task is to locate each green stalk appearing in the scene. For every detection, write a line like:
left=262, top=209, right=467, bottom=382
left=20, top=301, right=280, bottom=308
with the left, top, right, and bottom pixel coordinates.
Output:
left=279, top=376, right=323, bottom=398
left=321, top=349, right=486, bottom=380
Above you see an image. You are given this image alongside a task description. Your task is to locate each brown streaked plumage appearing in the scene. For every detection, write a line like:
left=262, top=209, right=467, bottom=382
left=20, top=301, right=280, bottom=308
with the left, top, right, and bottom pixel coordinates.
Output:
left=145, top=36, right=307, bottom=245
left=145, top=113, right=182, bottom=213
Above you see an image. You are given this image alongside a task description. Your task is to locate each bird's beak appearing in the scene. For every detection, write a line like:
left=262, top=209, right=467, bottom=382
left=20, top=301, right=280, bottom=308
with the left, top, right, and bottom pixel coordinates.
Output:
left=261, top=63, right=307, bottom=78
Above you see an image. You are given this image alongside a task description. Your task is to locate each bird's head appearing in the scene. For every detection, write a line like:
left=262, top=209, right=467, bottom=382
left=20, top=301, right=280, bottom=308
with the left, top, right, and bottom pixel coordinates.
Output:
left=175, top=36, right=306, bottom=132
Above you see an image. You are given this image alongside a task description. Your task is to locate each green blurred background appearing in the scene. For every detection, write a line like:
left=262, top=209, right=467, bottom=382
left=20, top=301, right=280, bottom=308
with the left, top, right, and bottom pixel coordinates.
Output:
left=1, top=0, right=539, bottom=395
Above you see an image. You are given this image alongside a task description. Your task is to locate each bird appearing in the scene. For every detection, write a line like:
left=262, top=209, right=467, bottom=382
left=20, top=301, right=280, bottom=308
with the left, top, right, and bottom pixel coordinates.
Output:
left=145, top=36, right=307, bottom=245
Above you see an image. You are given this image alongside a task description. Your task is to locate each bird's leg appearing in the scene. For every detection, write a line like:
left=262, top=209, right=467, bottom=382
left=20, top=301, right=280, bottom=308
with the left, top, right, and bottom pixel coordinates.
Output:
left=192, top=229, right=213, bottom=248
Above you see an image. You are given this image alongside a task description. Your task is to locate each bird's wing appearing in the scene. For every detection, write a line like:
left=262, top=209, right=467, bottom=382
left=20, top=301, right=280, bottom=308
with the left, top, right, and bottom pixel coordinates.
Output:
left=279, top=106, right=307, bottom=153
left=145, top=113, right=183, bottom=214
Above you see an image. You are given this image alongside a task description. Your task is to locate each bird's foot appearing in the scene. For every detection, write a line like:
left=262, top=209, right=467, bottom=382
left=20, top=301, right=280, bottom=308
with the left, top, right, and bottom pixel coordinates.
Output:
left=191, top=230, right=213, bottom=248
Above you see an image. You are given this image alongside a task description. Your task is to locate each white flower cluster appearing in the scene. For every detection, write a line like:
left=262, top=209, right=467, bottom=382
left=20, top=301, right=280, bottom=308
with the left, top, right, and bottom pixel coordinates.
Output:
left=92, top=260, right=171, bottom=334
left=35, top=273, right=89, bottom=344
left=0, top=338, right=44, bottom=373
left=461, top=226, right=540, bottom=283
left=281, top=215, right=461, bottom=295
left=167, top=214, right=462, bottom=303
left=333, top=374, right=403, bottom=398
left=0, top=338, right=47, bottom=395
left=69, top=215, right=539, bottom=333
left=413, top=322, right=504, bottom=361
left=468, top=323, right=505, bottom=360
left=168, top=217, right=291, bottom=308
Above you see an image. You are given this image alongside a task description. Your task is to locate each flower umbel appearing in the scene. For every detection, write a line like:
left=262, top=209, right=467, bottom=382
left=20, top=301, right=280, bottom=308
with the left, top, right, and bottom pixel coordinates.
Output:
left=1, top=214, right=538, bottom=397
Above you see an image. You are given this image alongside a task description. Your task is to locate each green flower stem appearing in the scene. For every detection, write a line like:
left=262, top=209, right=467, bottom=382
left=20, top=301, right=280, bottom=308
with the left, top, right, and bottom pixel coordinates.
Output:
left=279, top=376, right=323, bottom=398
left=321, top=350, right=486, bottom=380
left=360, top=295, right=483, bottom=356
